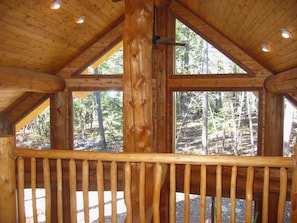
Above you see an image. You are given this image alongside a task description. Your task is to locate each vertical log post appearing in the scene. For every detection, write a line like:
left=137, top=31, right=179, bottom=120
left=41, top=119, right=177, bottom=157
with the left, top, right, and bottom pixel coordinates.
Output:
left=0, top=136, right=17, bottom=223
left=153, top=0, right=172, bottom=153
left=262, top=90, right=284, bottom=223
left=50, top=90, right=72, bottom=222
left=123, top=0, right=154, bottom=221
left=123, top=0, right=154, bottom=153
left=153, top=1, right=173, bottom=221
left=263, top=90, right=284, bottom=156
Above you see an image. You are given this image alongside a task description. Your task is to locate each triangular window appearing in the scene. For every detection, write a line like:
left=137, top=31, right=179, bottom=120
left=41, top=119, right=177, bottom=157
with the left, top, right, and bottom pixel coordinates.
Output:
left=175, top=19, right=246, bottom=75
left=81, top=42, right=123, bottom=75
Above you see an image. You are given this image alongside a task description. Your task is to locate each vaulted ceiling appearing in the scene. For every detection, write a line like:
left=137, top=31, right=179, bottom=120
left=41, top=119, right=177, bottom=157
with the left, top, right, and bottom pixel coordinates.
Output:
left=0, top=0, right=297, bottom=124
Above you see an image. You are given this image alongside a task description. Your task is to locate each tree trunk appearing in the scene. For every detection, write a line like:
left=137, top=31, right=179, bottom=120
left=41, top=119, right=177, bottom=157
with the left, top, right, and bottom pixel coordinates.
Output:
left=202, top=92, right=208, bottom=154
left=247, top=92, right=255, bottom=155
left=230, top=94, right=238, bottom=155
left=95, top=92, right=106, bottom=150
left=202, top=42, right=209, bottom=154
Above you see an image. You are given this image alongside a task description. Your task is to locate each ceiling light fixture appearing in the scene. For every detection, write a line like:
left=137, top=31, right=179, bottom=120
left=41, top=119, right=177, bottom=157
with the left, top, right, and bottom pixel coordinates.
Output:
left=280, top=28, right=292, bottom=39
left=50, top=0, right=61, bottom=10
left=261, top=44, right=270, bottom=53
left=76, top=16, right=85, bottom=24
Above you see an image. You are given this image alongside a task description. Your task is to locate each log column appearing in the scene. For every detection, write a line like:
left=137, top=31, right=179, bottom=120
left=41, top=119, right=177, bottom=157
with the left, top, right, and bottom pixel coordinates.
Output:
left=153, top=0, right=172, bottom=153
left=50, top=89, right=72, bottom=222
left=0, top=114, right=12, bottom=135
left=262, top=90, right=284, bottom=223
left=153, top=1, right=173, bottom=222
left=0, top=136, right=17, bottom=223
left=263, top=90, right=284, bottom=156
left=123, top=0, right=154, bottom=153
left=123, top=0, right=154, bottom=221
left=50, top=89, right=72, bottom=150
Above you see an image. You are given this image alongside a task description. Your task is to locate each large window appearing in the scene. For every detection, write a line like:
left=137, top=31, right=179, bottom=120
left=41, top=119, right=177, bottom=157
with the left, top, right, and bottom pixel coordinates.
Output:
left=73, top=91, right=123, bottom=152
left=174, top=91, right=258, bottom=155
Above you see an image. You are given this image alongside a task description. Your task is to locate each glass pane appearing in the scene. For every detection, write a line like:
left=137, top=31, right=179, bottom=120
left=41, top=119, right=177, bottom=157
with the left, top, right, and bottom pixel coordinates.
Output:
left=175, top=20, right=246, bottom=75
left=174, top=91, right=258, bottom=155
left=283, top=98, right=297, bottom=157
left=82, top=47, right=123, bottom=75
left=73, top=91, right=123, bottom=152
left=16, top=106, right=50, bottom=149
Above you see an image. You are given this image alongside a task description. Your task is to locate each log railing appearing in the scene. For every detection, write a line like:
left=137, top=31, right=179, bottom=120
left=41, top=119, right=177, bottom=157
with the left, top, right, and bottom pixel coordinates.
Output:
left=3, top=147, right=297, bottom=222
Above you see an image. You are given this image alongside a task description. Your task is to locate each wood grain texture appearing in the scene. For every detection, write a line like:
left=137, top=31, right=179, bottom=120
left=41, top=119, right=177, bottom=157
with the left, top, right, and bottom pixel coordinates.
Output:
left=123, top=0, right=154, bottom=153
left=290, top=146, right=297, bottom=223
left=0, top=66, right=65, bottom=92
left=0, top=136, right=17, bottom=223
left=263, top=91, right=284, bottom=156
left=5, top=92, right=49, bottom=126
left=0, top=0, right=124, bottom=74
left=265, top=68, right=297, bottom=94
left=153, top=2, right=171, bottom=153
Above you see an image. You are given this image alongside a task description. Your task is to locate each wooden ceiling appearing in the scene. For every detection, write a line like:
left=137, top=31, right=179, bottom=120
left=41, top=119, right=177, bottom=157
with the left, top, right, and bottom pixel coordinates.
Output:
left=0, top=0, right=297, bottom=123
left=0, top=0, right=124, bottom=74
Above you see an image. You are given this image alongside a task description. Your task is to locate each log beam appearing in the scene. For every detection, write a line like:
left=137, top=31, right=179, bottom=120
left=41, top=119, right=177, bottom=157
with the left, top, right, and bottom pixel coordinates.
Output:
left=0, top=66, right=65, bottom=93
left=264, top=68, right=297, bottom=94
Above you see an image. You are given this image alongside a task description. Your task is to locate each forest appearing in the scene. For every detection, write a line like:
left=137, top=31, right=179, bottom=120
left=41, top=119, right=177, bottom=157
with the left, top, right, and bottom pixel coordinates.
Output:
left=16, top=20, right=296, bottom=157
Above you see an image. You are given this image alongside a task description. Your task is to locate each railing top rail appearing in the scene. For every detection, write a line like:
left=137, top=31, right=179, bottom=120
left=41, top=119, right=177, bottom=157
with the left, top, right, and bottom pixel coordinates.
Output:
left=13, top=148, right=294, bottom=168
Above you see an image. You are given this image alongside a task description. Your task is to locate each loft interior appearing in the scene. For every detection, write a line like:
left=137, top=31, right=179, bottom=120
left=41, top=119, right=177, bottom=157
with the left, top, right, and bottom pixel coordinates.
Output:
left=0, top=0, right=297, bottom=222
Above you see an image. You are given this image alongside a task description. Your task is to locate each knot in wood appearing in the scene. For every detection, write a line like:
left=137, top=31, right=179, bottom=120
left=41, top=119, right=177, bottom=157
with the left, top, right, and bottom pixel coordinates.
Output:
left=139, top=125, right=148, bottom=132
left=141, top=99, right=147, bottom=105
left=129, top=100, right=134, bottom=106
left=129, top=126, right=135, bottom=133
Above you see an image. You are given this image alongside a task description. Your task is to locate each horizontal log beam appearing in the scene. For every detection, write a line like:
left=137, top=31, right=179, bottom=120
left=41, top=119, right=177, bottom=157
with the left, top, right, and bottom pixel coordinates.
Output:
left=0, top=66, right=65, bottom=93
left=168, top=76, right=265, bottom=90
left=264, top=68, right=297, bottom=94
left=66, top=76, right=123, bottom=89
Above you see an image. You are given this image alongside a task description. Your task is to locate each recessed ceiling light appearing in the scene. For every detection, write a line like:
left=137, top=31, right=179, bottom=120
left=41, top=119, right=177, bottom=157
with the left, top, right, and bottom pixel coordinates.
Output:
left=261, top=44, right=270, bottom=53
left=280, top=28, right=292, bottom=39
left=76, top=16, right=85, bottom=24
left=50, top=0, right=61, bottom=10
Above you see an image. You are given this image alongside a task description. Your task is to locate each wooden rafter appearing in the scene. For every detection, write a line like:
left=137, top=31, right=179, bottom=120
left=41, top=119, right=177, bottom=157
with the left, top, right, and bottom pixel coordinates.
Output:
left=58, top=18, right=124, bottom=78
left=4, top=92, right=49, bottom=126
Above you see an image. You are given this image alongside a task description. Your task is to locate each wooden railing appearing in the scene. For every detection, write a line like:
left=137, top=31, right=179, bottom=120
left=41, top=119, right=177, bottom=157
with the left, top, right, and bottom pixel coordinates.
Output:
left=7, top=147, right=296, bottom=223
